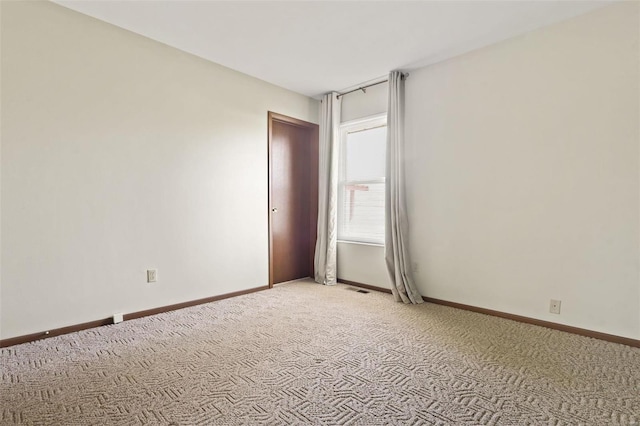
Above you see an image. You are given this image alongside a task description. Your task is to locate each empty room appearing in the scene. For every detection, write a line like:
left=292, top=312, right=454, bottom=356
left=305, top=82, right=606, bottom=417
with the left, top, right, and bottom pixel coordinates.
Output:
left=1, top=0, right=639, bottom=424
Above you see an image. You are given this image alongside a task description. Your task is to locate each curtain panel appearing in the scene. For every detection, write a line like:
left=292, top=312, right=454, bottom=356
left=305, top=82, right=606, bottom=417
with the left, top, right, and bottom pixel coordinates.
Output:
left=314, top=92, right=341, bottom=285
left=385, top=71, right=423, bottom=304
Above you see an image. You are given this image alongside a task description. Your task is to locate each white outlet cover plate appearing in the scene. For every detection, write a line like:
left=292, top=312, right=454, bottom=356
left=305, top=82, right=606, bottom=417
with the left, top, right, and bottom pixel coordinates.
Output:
left=549, top=299, right=561, bottom=314
left=147, top=269, right=157, bottom=283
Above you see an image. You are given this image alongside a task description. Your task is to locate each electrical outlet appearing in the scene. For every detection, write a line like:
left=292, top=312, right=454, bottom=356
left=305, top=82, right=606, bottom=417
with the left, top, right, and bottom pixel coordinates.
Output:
left=147, top=269, right=157, bottom=283
left=113, top=313, right=124, bottom=324
left=549, top=299, right=561, bottom=314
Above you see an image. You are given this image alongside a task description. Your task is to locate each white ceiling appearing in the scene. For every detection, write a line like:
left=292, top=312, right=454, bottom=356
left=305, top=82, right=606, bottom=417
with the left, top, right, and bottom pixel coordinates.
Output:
left=54, top=0, right=611, bottom=98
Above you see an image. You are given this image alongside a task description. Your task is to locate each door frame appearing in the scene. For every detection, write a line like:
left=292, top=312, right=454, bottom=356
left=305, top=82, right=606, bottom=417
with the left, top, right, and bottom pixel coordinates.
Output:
left=267, top=112, right=319, bottom=288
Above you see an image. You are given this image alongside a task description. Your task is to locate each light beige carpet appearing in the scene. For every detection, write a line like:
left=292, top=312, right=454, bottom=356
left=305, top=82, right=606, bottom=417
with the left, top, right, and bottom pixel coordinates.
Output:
left=1, top=280, right=639, bottom=425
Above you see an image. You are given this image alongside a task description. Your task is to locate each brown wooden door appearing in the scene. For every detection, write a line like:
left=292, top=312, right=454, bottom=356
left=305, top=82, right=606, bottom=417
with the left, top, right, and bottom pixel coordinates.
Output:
left=268, top=112, right=319, bottom=286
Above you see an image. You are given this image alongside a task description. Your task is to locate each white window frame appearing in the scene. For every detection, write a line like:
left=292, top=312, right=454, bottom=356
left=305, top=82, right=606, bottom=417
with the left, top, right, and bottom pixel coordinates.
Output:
left=337, top=113, right=387, bottom=246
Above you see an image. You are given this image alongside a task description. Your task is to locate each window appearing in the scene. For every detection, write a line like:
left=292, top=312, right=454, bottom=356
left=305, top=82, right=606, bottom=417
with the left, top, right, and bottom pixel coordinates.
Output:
left=338, top=114, right=387, bottom=245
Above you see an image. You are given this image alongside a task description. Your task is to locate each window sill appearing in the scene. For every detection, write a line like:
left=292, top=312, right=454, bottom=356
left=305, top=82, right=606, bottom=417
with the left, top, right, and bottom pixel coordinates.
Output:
left=337, top=240, right=385, bottom=248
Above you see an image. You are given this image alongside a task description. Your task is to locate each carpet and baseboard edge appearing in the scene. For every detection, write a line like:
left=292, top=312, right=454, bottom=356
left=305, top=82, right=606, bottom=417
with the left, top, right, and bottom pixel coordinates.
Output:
left=4, top=280, right=638, bottom=349
left=0, top=285, right=270, bottom=348
left=337, top=278, right=640, bottom=348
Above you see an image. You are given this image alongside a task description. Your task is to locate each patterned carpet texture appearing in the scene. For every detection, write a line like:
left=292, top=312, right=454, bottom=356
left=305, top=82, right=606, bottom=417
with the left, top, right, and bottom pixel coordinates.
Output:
left=1, top=280, right=639, bottom=425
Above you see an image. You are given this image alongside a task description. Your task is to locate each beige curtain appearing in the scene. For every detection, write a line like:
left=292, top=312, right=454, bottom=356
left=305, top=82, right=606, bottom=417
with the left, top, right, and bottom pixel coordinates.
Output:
left=385, top=71, right=423, bottom=304
left=314, top=92, right=341, bottom=285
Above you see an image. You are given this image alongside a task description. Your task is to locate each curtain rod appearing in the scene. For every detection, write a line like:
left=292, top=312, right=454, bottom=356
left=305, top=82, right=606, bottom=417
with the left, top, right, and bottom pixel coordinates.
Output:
left=336, top=79, right=387, bottom=99
left=335, top=73, right=409, bottom=99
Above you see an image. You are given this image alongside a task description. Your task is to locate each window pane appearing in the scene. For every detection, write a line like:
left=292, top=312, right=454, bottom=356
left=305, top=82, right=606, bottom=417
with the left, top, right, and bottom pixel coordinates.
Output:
left=346, top=126, right=386, bottom=181
left=339, top=181, right=385, bottom=244
left=338, top=117, right=386, bottom=245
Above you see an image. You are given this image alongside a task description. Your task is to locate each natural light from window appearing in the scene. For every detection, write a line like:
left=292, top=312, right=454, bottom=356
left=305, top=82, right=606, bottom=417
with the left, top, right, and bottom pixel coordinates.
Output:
left=338, top=115, right=387, bottom=245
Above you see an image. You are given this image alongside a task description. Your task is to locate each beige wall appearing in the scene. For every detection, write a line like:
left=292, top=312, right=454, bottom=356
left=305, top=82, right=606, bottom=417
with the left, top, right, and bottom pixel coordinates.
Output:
left=337, top=241, right=390, bottom=289
left=0, top=1, right=318, bottom=339
left=405, top=2, right=639, bottom=339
